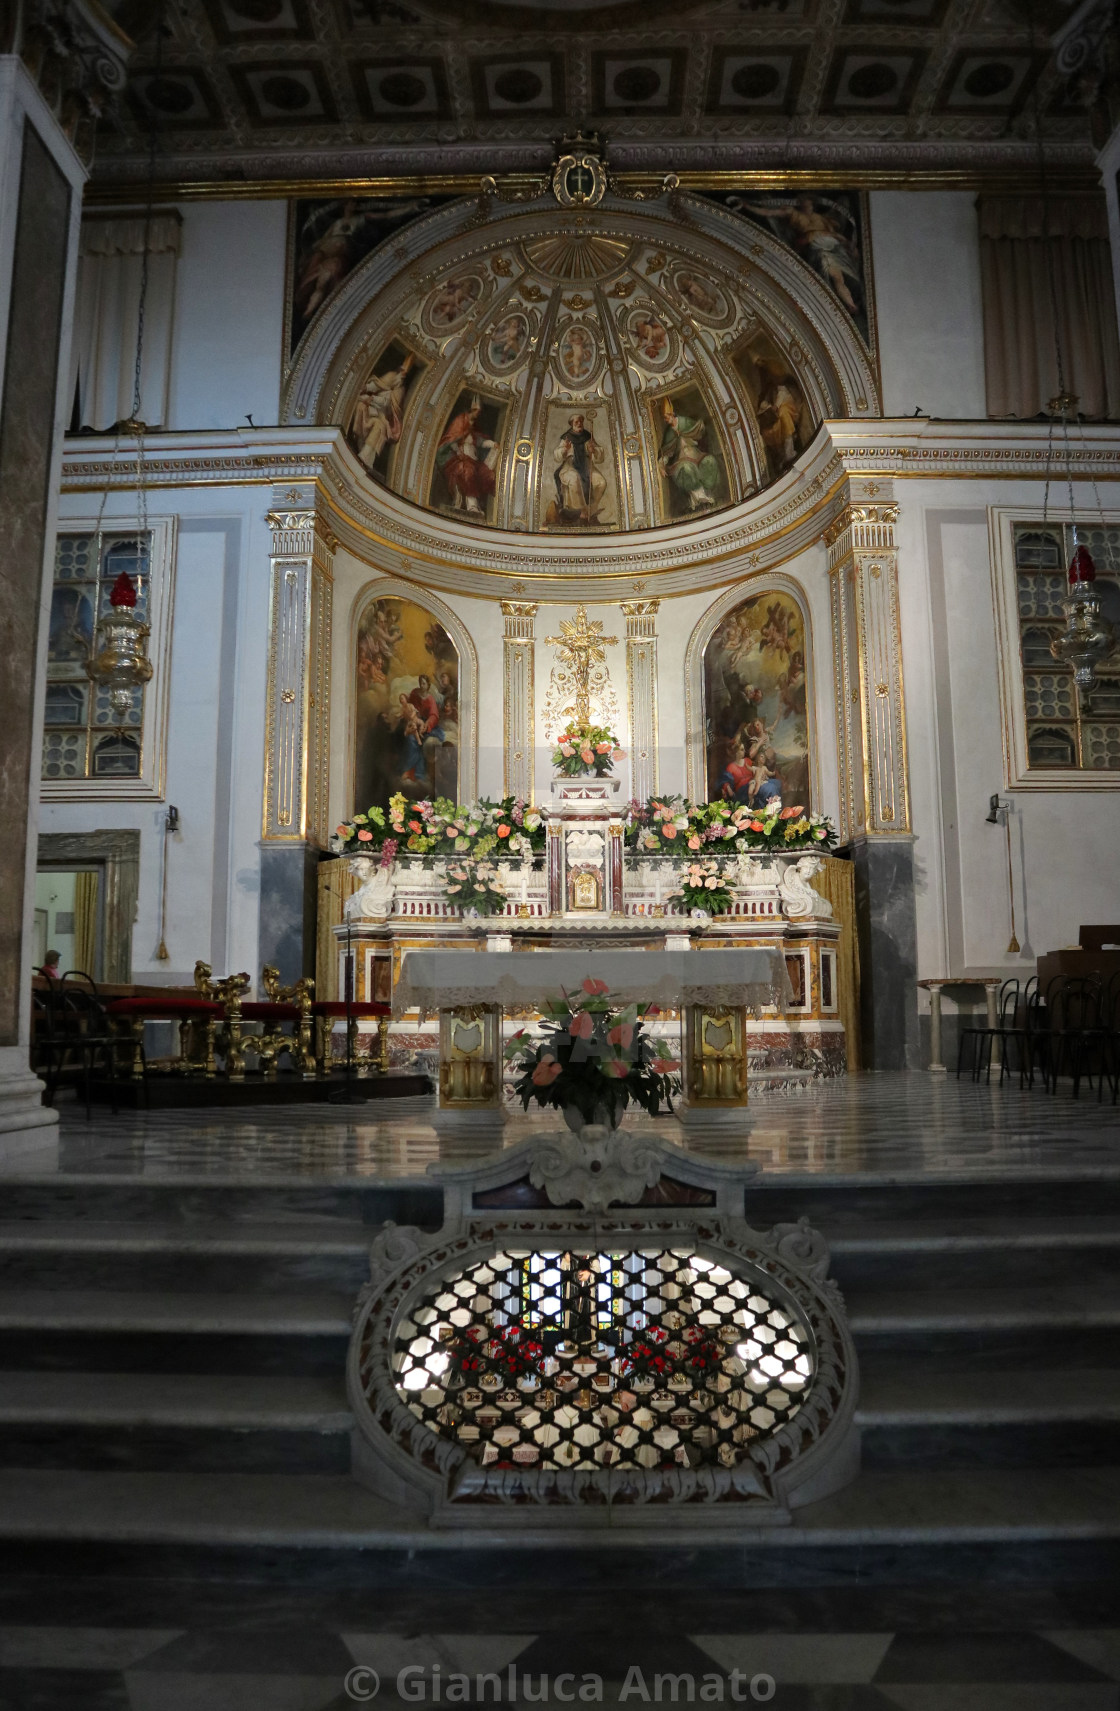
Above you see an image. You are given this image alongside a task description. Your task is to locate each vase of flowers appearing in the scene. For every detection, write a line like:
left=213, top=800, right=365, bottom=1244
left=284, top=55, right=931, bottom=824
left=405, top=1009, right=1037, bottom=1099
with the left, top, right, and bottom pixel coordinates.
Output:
left=505, top=978, right=680, bottom=1130
left=669, top=859, right=733, bottom=917
left=552, top=725, right=624, bottom=778
left=444, top=860, right=509, bottom=917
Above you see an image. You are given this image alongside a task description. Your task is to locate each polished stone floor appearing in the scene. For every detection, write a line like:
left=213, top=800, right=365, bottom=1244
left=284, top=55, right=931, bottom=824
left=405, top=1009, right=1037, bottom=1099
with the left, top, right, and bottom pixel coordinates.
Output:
left=4, top=1071, right=1119, bottom=1185
left=1, top=1591, right=1120, bottom=1710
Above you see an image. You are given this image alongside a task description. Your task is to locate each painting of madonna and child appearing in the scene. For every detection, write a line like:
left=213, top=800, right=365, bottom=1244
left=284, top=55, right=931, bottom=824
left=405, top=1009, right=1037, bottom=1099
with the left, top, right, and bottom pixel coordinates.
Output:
left=353, top=596, right=459, bottom=812
left=704, top=590, right=811, bottom=813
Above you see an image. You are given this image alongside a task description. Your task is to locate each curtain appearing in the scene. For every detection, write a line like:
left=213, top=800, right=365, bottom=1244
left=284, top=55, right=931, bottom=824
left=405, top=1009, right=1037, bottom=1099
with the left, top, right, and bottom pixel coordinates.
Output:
left=69, top=213, right=182, bottom=431
left=978, top=194, right=1120, bottom=420
left=73, top=870, right=100, bottom=979
left=810, top=855, right=861, bottom=1071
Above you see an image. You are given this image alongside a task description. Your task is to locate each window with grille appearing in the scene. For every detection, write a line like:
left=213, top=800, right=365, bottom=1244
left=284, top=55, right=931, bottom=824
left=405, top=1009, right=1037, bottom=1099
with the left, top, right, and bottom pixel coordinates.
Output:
left=42, top=531, right=151, bottom=783
left=393, top=1246, right=814, bottom=1474
left=1013, top=522, right=1120, bottom=771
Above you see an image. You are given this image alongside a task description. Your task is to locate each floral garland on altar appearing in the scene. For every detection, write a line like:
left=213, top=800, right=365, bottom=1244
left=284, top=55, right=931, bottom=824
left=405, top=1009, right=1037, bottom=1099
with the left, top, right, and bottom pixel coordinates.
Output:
left=334, top=794, right=545, bottom=863
left=551, top=723, right=624, bottom=778
left=626, top=796, right=836, bottom=858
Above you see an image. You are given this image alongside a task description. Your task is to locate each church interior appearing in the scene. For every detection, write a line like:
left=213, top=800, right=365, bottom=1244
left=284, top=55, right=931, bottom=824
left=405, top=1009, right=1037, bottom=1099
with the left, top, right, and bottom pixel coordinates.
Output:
left=2, top=0, right=1120, bottom=1703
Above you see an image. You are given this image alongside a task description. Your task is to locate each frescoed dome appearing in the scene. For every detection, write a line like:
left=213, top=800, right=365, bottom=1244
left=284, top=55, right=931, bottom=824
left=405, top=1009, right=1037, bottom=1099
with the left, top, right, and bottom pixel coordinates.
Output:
left=305, top=197, right=873, bottom=535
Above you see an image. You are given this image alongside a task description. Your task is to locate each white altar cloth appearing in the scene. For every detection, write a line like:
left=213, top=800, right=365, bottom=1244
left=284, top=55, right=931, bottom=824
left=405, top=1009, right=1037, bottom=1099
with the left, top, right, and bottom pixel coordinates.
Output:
left=393, top=947, right=791, bottom=1018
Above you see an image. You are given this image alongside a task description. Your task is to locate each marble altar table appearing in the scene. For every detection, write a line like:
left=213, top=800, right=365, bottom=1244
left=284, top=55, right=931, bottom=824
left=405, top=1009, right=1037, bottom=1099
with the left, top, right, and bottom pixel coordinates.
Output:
left=397, top=946, right=791, bottom=1133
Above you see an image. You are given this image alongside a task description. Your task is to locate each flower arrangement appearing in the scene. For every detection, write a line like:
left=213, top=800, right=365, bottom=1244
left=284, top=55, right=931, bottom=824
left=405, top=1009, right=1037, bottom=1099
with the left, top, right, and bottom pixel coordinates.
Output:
left=444, top=860, right=509, bottom=917
left=621, top=1322, right=724, bottom=1382
left=334, top=794, right=545, bottom=863
left=445, top=1323, right=544, bottom=1382
left=552, top=724, right=624, bottom=778
left=627, top=796, right=836, bottom=857
left=669, top=858, right=733, bottom=917
left=505, top=978, right=680, bottom=1129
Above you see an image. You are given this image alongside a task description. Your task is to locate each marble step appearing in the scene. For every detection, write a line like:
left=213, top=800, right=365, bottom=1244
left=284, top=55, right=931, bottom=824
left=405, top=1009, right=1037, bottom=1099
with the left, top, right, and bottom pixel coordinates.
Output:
left=857, top=1362, right=1120, bottom=1469
left=844, top=1282, right=1120, bottom=1364
left=1, top=1363, right=1117, bottom=1477
left=748, top=1177, right=1120, bottom=1226
left=0, top=1177, right=443, bottom=1229
left=0, top=1371, right=352, bottom=1475
left=0, top=1219, right=371, bottom=1293
left=0, top=1288, right=352, bottom=1375
left=3, top=1211, right=1118, bottom=1297
left=0, top=1465, right=1116, bottom=1567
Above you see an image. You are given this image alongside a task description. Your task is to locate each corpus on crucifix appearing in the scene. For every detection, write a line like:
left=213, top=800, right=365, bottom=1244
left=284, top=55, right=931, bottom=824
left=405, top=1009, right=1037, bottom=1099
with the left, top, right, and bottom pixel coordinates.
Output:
left=544, top=604, right=618, bottom=728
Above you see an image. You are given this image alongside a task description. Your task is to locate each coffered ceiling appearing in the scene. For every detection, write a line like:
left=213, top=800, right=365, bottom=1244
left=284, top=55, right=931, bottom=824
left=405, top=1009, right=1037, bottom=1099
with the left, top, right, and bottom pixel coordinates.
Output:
left=93, top=0, right=1107, bottom=189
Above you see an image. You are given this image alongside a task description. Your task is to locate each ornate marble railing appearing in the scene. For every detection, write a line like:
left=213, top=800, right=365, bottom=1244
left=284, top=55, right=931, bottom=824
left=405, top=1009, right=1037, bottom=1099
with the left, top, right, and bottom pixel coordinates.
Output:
left=344, top=851, right=833, bottom=927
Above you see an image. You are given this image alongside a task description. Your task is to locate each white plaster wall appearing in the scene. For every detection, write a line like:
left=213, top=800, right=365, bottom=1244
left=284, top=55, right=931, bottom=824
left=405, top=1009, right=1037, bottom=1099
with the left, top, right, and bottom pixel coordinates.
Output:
left=870, top=192, right=986, bottom=420
left=166, top=200, right=287, bottom=432
left=40, top=486, right=271, bottom=987
left=900, top=482, right=1120, bottom=998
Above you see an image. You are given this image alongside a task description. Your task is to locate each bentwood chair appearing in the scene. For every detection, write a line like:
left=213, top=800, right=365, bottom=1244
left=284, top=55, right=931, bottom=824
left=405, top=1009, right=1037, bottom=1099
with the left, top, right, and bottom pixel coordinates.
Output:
left=1044, top=976, right=1107, bottom=1099
left=956, top=978, right=1019, bottom=1084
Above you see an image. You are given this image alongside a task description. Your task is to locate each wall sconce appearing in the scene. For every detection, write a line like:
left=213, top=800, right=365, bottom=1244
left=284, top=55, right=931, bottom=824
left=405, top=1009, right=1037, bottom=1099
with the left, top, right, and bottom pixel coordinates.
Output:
left=986, top=794, right=1020, bottom=954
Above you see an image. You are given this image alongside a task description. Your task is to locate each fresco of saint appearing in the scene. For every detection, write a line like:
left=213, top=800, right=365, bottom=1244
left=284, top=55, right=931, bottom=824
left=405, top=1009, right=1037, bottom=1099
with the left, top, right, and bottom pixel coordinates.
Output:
left=717, top=190, right=870, bottom=343
left=346, top=344, right=420, bottom=478
left=431, top=393, right=504, bottom=521
left=704, top=590, right=811, bottom=809
left=545, top=414, right=608, bottom=526
left=289, top=195, right=454, bottom=354
left=354, top=597, right=459, bottom=810
left=656, top=392, right=725, bottom=516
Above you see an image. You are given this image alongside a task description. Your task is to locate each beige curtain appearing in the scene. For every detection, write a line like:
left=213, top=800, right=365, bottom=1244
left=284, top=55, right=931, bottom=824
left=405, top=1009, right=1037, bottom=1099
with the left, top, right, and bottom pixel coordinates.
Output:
left=979, top=195, right=1120, bottom=420
left=810, top=855, right=861, bottom=1071
left=73, top=871, right=100, bottom=979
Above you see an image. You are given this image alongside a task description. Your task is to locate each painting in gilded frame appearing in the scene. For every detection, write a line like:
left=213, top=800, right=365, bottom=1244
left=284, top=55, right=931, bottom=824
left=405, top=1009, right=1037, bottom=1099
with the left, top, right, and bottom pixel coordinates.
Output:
left=354, top=596, right=459, bottom=811
left=704, top=589, right=811, bottom=810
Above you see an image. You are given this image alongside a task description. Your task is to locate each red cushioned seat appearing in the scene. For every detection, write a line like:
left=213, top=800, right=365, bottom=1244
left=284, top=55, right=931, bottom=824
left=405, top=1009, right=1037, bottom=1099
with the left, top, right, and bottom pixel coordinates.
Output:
left=241, top=1002, right=302, bottom=1022
left=106, top=997, right=223, bottom=1017
left=310, top=1001, right=391, bottom=1017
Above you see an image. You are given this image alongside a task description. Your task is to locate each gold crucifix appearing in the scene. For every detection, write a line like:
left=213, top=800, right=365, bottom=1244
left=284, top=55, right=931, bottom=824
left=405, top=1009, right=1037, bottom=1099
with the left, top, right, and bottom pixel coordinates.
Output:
left=544, top=604, right=618, bottom=728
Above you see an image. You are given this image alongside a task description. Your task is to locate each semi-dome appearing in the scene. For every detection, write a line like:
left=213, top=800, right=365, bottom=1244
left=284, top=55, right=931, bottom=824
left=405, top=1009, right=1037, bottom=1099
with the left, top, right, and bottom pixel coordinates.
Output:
left=303, top=195, right=874, bottom=536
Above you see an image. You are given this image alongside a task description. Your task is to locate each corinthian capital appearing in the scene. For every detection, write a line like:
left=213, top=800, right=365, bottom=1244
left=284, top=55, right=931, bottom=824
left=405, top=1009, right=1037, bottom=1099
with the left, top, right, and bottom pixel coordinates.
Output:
left=6, top=1, right=132, bottom=163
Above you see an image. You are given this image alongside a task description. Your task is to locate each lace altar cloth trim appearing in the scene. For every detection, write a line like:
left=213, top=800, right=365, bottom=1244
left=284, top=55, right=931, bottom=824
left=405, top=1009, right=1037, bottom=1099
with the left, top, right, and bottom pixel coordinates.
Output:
left=393, top=948, right=791, bottom=1019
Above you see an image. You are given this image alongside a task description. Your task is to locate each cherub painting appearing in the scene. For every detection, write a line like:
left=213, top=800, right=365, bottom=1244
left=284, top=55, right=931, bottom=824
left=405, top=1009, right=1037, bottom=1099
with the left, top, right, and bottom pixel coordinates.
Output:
left=354, top=596, right=459, bottom=810
left=558, top=324, right=597, bottom=385
left=486, top=312, right=529, bottom=371
left=427, top=274, right=482, bottom=331
left=704, top=589, right=811, bottom=808
left=673, top=271, right=722, bottom=318
left=628, top=309, right=671, bottom=366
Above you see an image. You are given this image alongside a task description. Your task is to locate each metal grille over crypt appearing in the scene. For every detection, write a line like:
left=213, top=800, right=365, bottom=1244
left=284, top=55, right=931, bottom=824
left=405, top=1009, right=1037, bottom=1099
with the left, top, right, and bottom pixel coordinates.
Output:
left=348, top=1131, right=860, bottom=1526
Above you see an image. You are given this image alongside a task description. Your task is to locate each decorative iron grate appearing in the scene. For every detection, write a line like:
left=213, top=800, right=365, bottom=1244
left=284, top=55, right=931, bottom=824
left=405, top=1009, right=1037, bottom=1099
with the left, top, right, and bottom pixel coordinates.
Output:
left=392, top=1246, right=814, bottom=1473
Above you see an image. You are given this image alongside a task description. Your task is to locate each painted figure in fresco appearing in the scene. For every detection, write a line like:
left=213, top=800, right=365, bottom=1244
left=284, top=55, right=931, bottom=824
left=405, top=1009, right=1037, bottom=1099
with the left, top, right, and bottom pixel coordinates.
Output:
left=409, top=674, right=445, bottom=742
left=429, top=275, right=480, bottom=329
left=755, top=357, right=804, bottom=477
left=559, top=325, right=596, bottom=384
left=434, top=397, right=500, bottom=517
left=779, top=650, right=807, bottom=720
left=488, top=315, right=527, bottom=368
left=760, top=600, right=794, bottom=659
left=294, top=200, right=369, bottom=324
left=631, top=313, right=668, bottom=363
left=658, top=399, right=722, bottom=511
left=675, top=272, right=719, bottom=315
left=549, top=414, right=607, bottom=524
left=349, top=353, right=415, bottom=473
left=734, top=194, right=863, bottom=320
left=704, top=591, right=811, bottom=809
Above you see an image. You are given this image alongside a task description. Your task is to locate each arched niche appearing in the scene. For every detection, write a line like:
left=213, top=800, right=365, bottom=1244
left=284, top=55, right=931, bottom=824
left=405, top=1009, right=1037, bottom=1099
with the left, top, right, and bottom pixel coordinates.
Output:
left=684, top=575, right=818, bottom=809
left=344, top=576, right=478, bottom=816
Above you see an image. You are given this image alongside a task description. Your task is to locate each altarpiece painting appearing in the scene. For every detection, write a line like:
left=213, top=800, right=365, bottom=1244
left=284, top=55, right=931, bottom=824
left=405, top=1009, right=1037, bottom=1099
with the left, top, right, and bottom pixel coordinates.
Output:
left=354, top=596, right=459, bottom=811
left=704, top=589, right=811, bottom=809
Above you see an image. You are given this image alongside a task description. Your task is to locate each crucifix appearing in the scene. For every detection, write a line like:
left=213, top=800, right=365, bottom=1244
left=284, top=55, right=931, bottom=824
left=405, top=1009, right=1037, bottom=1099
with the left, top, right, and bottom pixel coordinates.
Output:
left=545, top=604, right=618, bottom=727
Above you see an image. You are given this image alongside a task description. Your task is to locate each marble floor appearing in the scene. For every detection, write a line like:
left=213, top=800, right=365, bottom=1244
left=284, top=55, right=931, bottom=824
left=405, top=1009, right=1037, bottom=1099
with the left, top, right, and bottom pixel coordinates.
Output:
left=1, top=1600, right=1120, bottom=1710
left=3, top=1071, right=1119, bottom=1185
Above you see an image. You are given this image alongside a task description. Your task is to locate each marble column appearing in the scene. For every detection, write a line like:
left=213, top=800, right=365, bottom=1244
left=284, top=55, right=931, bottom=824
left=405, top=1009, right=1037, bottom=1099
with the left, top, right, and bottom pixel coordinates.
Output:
left=501, top=599, right=537, bottom=803
left=621, top=599, right=659, bottom=803
left=826, top=494, right=919, bottom=1069
left=259, top=498, right=334, bottom=983
left=0, top=21, right=127, bottom=1140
